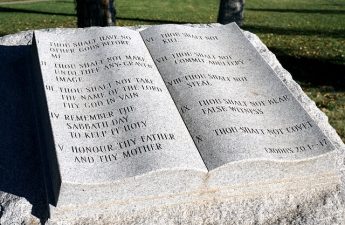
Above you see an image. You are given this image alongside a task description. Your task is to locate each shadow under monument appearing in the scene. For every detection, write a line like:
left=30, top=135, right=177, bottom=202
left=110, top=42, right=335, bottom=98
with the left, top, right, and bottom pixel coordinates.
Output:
left=240, top=25, right=345, bottom=90
left=0, top=44, right=53, bottom=223
left=271, top=49, right=345, bottom=91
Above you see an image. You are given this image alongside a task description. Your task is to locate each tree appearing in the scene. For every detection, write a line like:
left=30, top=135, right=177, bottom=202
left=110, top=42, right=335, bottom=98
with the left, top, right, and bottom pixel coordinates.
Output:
left=217, top=0, right=244, bottom=26
left=75, top=0, right=116, bottom=28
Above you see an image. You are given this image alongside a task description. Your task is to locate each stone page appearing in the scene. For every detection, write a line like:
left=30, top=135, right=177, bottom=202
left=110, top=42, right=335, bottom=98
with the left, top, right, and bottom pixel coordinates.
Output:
left=140, top=23, right=335, bottom=170
left=33, top=27, right=207, bottom=185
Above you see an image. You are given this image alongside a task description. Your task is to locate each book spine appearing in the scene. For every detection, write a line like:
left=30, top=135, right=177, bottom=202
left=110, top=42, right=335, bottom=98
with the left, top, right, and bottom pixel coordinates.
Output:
left=29, top=33, right=61, bottom=208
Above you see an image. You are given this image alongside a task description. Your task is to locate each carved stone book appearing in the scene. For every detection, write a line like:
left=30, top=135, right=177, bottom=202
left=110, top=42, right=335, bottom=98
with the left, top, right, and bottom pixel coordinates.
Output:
left=30, top=23, right=338, bottom=218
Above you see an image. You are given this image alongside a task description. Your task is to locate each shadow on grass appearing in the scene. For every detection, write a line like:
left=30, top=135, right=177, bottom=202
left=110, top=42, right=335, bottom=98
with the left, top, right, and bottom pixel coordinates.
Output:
left=272, top=49, right=345, bottom=91
left=0, top=6, right=75, bottom=16
left=117, top=16, right=191, bottom=24
left=243, top=25, right=345, bottom=38
left=54, top=0, right=74, bottom=3
left=0, top=32, right=10, bottom=37
left=0, top=7, right=194, bottom=24
left=247, top=8, right=345, bottom=15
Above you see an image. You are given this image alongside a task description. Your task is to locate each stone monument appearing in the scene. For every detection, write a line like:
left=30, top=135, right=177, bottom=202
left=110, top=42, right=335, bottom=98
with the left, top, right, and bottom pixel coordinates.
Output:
left=0, top=24, right=344, bottom=225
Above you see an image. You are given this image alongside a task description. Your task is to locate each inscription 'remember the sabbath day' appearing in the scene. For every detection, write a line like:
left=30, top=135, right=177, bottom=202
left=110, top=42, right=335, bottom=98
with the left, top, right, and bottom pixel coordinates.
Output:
left=141, top=24, right=334, bottom=169
left=34, top=27, right=206, bottom=183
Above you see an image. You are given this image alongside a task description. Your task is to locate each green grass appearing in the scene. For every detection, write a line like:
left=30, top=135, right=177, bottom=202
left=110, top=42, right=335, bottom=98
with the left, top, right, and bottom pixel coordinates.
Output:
left=0, top=0, right=37, bottom=2
left=244, top=0, right=345, bottom=65
left=304, top=86, right=345, bottom=141
left=0, top=0, right=344, bottom=141
left=0, top=1, right=76, bottom=35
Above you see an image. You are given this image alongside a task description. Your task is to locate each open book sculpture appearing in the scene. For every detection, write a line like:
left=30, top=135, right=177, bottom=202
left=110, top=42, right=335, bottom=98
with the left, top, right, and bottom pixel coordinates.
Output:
left=29, top=23, right=340, bottom=218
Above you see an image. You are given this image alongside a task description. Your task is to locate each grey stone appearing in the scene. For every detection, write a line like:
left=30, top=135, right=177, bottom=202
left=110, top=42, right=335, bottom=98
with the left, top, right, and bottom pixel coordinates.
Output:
left=47, top=186, right=345, bottom=225
left=0, top=24, right=344, bottom=224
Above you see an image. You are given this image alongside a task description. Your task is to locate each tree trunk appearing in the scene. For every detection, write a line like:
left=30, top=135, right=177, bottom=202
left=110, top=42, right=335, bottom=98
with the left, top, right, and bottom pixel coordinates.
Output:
left=217, top=0, right=244, bottom=26
left=75, top=0, right=116, bottom=28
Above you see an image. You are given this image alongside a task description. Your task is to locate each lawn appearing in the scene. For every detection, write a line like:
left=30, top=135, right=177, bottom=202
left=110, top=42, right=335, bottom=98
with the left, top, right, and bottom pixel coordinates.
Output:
left=0, top=0, right=344, bottom=141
